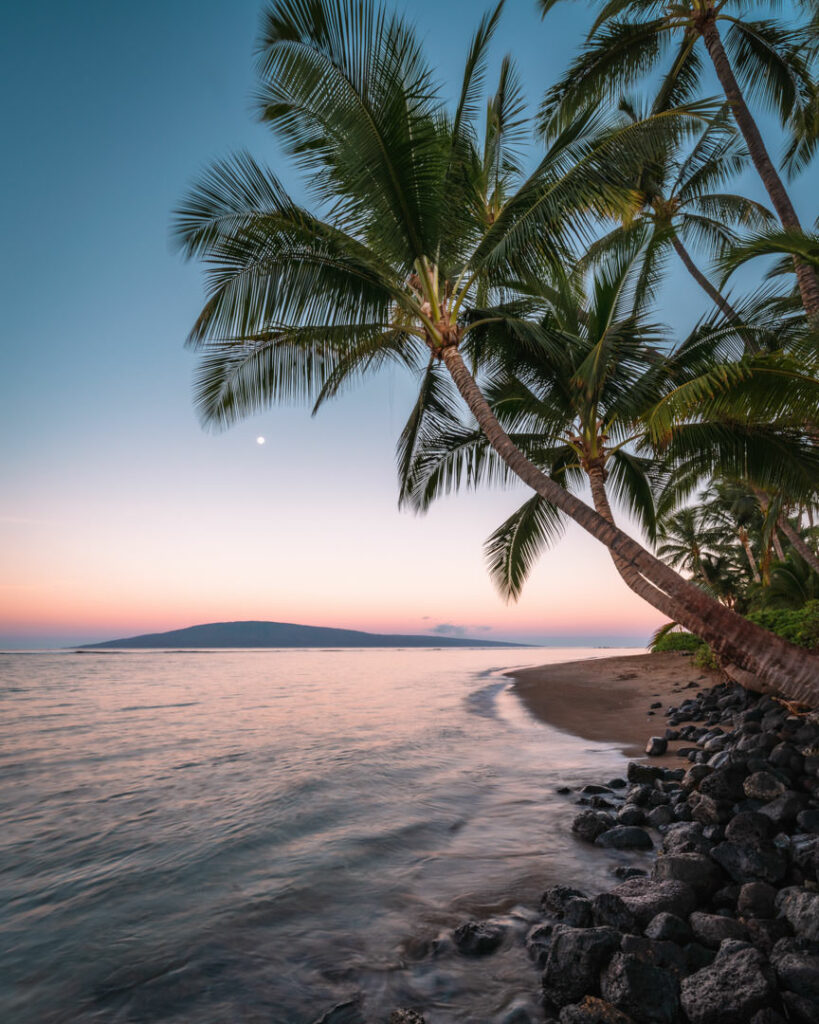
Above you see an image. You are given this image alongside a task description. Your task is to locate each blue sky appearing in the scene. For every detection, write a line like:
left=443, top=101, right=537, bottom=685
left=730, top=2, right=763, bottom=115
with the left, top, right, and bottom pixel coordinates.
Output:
left=1, top=1, right=813, bottom=647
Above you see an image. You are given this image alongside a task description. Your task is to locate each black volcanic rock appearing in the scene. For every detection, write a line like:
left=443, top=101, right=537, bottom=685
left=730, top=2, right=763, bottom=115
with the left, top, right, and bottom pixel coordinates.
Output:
left=80, top=619, right=528, bottom=649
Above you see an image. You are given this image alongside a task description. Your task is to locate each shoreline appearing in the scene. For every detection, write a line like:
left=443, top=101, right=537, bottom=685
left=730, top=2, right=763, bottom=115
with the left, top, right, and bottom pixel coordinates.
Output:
left=506, top=651, right=722, bottom=757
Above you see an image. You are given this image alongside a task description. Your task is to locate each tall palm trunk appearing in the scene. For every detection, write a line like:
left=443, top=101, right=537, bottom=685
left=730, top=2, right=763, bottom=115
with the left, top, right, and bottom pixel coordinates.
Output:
left=670, top=233, right=741, bottom=323
left=440, top=344, right=819, bottom=702
left=697, top=16, right=819, bottom=318
left=738, top=528, right=761, bottom=583
left=778, top=516, right=819, bottom=576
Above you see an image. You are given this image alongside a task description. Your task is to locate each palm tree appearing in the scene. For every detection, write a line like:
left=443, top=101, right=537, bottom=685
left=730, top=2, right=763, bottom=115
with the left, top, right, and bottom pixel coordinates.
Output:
left=537, top=0, right=819, bottom=317
left=174, top=0, right=819, bottom=699
left=657, top=506, right=740, bottom=585
left=584, top=99, right=773, bottom=325
left=400, top=258, right=816, bottom=630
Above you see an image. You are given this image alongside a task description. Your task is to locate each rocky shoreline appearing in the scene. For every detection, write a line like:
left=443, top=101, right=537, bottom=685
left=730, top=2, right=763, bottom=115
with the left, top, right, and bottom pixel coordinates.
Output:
left=385, top=674, right=819, bottom=1024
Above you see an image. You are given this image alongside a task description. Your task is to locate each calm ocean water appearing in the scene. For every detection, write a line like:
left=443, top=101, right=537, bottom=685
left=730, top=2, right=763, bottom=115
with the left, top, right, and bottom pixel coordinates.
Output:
left=0, top=647, right=646, bottom=1023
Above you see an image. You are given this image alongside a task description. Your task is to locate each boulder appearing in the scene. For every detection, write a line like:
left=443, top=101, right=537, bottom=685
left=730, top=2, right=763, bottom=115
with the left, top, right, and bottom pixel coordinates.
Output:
left=600, top=952, right=679, bottom=1024
left=644, top=912, right=692, bottom=945
left=609, top=878, right=697, bottom=928
left=591, top=893, right=638, bottom=933
left=542, top=886, right=588, bottom=917
left=688, top=911, right=748, bottom=949
left=651, top=853, right=724, bottom=898
left=710, top=840, right=787, bottom=884
left=564, top=898, right=594, bottom=928
left=572, top=811, right=612, bottom=843
left=646, top=806, right=675, bottom=828
left=388, top=1013, right=426, bottom=1024
left=595, top=827, right=653, bottom=851
left=646, top=737, right=667, bottom=756
left=542, top=925, right=621, bottom=1007
left=617, top=805, right=645, bottom=827
left=452, top=919, right=505, bottom=955
left=777, top=888, right=819, bottom=941
left=627, top=763, right=664, bottom=784
left=770, top=937, right=819, bottom=1003
left=737, top=881, right=778, bottom=920
left=679, top=943, right=777, bottom=1024
left=744, top=771, right=786, bottom=802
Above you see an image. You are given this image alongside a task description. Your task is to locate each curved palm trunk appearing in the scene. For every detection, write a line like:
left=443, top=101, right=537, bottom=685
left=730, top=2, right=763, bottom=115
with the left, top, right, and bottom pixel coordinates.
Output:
left=670, top=234, right=741, bottom=324
left=778, top=516, right=819, bottom=576
left=586, top=463, right=709, bottom=625
left=698, top=17, right=819, bottom=318
left=440, top=345, right=819, bottom=702
left=738, top=528, right=761, bottom=583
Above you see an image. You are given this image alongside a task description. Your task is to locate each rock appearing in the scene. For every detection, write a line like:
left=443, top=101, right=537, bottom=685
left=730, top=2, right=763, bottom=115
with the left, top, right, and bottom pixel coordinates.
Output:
left=646, top=737, right=667, bottom=756
left=749, top=1011, right=787, bottom=1024
left=452, top=919, right=505, bottom=955
left=683, top=764, right=713, bottom=789
left=737, top=881, right=777, bottom=919
left=619, top=935, right=688, bottom=977
left=724, top=811, right=771, bottom=845
left=710, top=840, right=787, bottom=884
left=796, top=809, right=819, bottom=833
left=596, top=827, right=653, bottom=850
left=591, top=893, right=637, bottom=933
left=688, top=911, right=748, bottom=948
left=582, top=784, right=615, bottom=795
left=650, top=702, right=662, bottom=709
left=542, top=886, right=589, bottom=917
left=644, top=912, right=692, bottom=945
left=759, top=791, right=806, bottom=828
left=627, top=763, right=664, bottom=784
left=698, top=766, right=747, bottom=802
left=600, top=952, right=679, bottom=1023
left=608, top=777, right=628, bottom=789
left=564, top=898, right=594, bottom=928
left=652, top=853, right=724, bottom=898
left=744, top=917, right=792, bottom=954
left=612, top=866, right=646, bottom=880
left=781, top=990, right=819, bottom=1024
left=770, top=937, right=819, bottom=1002
left=661, top=822, right=711, bottom=856
left=777, top=888, right=819, bottom=941
left=572, top=811, right=612, bottom=843
left=646, top=806, right=675, bottom=828
left=617, top=805, right=645, bottom=826
left=526, top=923, right=554, bottom=966
left=744, top=771, right=787, bottom=802
left=689, top=792, right=732, bottom=825
left=542, top=926, right=622, bottom=1006
left=609, top=878, right=697, bottom=928
left=679, top=943, right=777, bottom=1023
left=558, top=996, right=635, bottom=1023
left=388, top=1013, right=426, bottom=1024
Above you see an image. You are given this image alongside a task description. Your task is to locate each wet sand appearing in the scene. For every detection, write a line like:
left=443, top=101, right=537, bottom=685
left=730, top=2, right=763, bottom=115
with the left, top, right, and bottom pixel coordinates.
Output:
left=507, top=651, right=721, bottom=757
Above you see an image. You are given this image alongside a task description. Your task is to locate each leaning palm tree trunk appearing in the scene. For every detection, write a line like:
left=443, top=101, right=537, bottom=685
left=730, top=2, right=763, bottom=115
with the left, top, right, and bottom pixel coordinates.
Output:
left=778, top=517, right=819, bottom=576
left=697, top=16, right=819, bottom=317
left=439, top=345, right=819, bottom=702
left=670, top=234, right=740, bottom=323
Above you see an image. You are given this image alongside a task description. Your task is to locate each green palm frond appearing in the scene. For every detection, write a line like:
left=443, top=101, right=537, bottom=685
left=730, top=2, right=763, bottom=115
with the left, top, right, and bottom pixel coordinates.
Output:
left=484, top=494, right=567, bottom=600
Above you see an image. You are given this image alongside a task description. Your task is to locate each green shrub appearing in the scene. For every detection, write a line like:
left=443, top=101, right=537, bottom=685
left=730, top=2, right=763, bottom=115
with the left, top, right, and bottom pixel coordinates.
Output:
left=748, top=599, right=819, bottom=650
left=651, top=630, right=704, bottom=653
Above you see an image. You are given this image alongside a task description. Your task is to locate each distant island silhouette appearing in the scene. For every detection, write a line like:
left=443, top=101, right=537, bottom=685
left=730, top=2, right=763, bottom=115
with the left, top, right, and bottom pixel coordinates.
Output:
left=80, top=620, right=529, bottom=649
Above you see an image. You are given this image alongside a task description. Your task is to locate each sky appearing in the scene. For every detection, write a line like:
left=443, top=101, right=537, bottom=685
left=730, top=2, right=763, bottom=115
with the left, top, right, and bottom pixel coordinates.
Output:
left=1, top=1, right=813, bottom=649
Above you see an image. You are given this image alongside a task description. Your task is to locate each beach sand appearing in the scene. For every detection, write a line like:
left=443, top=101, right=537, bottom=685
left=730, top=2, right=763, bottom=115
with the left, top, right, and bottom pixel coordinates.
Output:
left=507, top=651, right=722, bottom=757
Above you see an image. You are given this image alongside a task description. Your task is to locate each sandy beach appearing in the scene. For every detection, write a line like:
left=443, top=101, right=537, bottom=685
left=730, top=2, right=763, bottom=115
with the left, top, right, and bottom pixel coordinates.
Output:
left=507, top=651, right=722, bottom=756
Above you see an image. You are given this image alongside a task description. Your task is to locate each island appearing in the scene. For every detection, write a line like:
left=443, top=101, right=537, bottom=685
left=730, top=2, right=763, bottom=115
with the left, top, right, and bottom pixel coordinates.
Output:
left=79, top=620, right=529, bottom=649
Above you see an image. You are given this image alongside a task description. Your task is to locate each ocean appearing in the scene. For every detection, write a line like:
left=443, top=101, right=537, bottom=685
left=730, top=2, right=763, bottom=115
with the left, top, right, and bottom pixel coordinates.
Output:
left=0, top=647, right=645, bottom=1023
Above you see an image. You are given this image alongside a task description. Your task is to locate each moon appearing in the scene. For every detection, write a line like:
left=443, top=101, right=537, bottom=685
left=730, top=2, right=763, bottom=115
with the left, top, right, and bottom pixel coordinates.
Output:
left=256, top=436, right=266, bottom=445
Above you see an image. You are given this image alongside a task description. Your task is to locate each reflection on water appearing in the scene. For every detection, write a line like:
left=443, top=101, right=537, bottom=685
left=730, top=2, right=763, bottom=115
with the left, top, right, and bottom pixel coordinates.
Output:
left=0, top=647, right=642, bottom=1023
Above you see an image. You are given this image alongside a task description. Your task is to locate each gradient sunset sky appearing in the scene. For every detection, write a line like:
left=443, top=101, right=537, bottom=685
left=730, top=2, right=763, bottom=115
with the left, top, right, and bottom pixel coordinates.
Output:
left=2, top=1, right=812, bottom=648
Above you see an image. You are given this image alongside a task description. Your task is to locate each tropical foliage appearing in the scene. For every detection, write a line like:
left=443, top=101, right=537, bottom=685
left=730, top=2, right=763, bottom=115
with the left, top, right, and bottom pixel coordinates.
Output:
left=175, top=0, right=819, bottom=701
